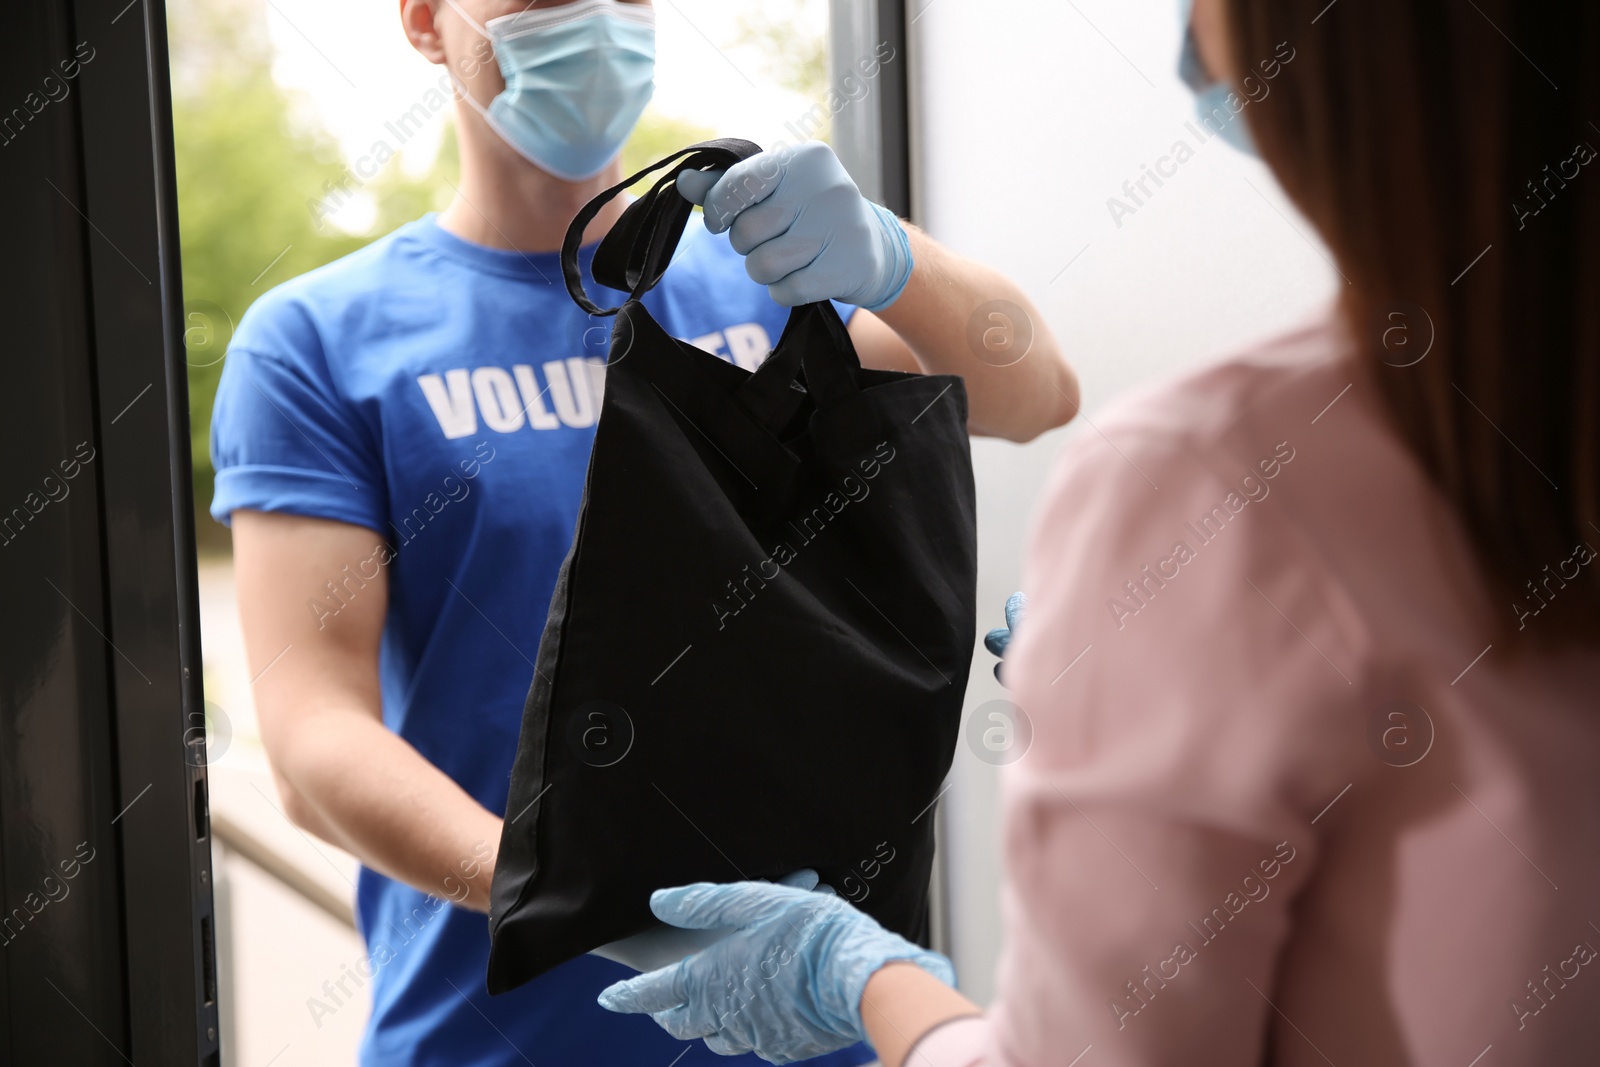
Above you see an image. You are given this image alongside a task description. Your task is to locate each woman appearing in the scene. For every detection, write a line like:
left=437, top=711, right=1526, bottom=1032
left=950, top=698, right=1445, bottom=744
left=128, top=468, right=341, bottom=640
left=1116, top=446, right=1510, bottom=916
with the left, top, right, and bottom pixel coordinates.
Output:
left=599, top=0, right=1600, bottom=1063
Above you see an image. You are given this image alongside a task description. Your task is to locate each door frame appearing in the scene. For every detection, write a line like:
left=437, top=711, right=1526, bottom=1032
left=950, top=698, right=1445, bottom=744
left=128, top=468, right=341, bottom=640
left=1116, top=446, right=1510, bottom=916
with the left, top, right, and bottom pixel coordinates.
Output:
left=1, top=0, right=216, bottom=1062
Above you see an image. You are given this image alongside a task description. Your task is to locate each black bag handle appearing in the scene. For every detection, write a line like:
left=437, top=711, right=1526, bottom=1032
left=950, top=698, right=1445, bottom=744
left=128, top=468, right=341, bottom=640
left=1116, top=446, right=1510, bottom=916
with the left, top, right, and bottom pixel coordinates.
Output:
left=733, top=301, right=862, bottom=429
left=562, top=138, right=764, bottom=316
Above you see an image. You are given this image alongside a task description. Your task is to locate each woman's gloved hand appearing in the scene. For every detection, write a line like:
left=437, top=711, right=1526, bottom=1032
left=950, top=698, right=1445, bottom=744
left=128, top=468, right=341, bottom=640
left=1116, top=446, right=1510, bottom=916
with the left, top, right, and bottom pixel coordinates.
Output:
left=983, top=592, right=1027, bottom=684
left=597, top=869, right=955, bottom=1065
left=675, top=142, right=914, bottom=312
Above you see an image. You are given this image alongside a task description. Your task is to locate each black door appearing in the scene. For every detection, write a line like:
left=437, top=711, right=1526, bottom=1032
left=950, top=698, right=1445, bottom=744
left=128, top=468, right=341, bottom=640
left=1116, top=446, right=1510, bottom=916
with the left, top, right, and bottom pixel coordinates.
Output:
left=1, top=0, right=217, bottom=1062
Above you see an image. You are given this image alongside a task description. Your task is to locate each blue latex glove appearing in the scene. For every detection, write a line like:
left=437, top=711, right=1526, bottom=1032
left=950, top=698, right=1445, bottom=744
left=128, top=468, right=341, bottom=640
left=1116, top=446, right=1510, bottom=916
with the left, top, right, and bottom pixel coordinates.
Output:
left=675, top=142, right=914, bottom=312
left=593, top=868, right=816, bottom=973
left=597, top=869, right=955, bottom=1065
left=983, top=592, right=1027, bottom=684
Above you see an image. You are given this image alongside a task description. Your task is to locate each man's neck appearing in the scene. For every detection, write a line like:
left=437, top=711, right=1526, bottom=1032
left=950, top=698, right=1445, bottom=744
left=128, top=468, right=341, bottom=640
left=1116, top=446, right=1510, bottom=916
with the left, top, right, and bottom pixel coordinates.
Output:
left=436, top=125, right=629, bottom=254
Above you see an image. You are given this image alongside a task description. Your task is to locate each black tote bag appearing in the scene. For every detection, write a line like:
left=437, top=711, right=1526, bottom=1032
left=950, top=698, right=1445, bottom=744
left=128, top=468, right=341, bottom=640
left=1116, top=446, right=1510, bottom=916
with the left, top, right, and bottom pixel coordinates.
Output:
left=486, top=139, right=977, bottom=993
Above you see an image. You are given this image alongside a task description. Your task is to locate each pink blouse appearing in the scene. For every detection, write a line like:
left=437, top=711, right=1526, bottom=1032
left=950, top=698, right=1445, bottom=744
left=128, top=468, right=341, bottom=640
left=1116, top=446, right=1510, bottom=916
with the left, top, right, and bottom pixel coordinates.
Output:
left=912, top=316, right=1600, bottom=1066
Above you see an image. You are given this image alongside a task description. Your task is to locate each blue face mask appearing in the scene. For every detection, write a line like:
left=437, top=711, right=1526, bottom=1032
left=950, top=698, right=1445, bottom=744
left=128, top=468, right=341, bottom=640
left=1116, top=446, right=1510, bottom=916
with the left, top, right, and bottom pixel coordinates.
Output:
left=1177, top=0, right=1257, bottom=156
left=445, top=0, right=656, bottom=181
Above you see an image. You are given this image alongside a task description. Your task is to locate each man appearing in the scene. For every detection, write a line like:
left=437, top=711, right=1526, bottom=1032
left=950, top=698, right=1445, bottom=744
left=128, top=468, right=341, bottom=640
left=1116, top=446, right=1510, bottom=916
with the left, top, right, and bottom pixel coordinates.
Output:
left=210, top=1, right=1078, bottom=1064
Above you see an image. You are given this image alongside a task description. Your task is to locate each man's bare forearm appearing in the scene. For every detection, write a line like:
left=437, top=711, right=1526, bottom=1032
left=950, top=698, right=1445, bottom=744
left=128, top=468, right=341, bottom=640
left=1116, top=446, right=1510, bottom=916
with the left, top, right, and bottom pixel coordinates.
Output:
left=275, top=703, right=503, bottom=912
left=235, top=511, right=505, bottom=914
left=876, top=225, right=1079, bottom=442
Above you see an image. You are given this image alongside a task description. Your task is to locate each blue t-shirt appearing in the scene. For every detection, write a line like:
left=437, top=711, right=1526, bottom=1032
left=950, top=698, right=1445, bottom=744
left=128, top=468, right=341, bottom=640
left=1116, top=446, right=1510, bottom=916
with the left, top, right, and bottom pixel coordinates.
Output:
left=210, top=214, right=872, bottom=1067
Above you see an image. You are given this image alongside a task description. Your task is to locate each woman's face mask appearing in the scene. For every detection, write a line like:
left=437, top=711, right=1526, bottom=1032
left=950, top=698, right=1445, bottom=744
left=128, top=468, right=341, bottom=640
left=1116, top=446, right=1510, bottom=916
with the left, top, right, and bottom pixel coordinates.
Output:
left=1178, top=0, right=1258, bottom=156
left=443, top=0, right=656, bottom=181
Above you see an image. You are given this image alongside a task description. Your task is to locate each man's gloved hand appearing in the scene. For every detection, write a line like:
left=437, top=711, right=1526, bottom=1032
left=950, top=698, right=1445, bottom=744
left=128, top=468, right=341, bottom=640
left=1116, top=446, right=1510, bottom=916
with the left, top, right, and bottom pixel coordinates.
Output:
left=597, top=869, right=955, bottom=1065
left=983, top=592, right=1027, bottom=684
left=675, top=142, right=914, bottom=312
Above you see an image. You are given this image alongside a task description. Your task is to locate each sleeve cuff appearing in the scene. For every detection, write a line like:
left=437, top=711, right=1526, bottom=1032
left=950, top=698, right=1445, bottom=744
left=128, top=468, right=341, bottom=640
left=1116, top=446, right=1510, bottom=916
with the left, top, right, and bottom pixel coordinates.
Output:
left=902, top=1014, right=991, bottom=1067
left=210, top=464, right=386, bottom=534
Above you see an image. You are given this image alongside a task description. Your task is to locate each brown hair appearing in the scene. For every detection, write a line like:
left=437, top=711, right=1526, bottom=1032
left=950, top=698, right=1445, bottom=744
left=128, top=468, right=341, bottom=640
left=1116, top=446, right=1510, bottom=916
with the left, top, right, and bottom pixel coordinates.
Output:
left=1228, top=0, right=1600, bottom=642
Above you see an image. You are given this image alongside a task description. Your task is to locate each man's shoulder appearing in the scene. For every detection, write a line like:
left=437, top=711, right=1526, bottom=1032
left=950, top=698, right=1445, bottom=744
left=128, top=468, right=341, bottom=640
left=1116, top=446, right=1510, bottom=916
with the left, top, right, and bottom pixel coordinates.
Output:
left=229, top=220, right=434, bottom=362
left=250, top=220, right=429, bottom=315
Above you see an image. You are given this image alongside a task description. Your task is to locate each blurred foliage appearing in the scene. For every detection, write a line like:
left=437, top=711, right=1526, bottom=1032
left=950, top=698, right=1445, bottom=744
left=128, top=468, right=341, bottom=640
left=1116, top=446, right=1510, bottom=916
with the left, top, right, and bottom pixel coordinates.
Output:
left=622, top=112, right=716, bottom=193
left=737, top=0, right=830, bottom=102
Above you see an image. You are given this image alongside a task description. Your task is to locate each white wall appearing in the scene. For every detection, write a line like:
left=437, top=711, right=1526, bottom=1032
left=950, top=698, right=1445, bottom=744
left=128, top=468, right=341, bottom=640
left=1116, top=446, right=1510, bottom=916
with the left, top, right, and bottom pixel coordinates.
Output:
left=911, top=0, right=1340, bottom=1003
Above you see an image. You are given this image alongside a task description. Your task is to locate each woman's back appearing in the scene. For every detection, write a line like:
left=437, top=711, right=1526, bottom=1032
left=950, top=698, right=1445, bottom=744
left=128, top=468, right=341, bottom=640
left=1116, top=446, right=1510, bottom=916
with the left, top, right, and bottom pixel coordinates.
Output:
left=998, top=314, right=1600, bottom=1065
